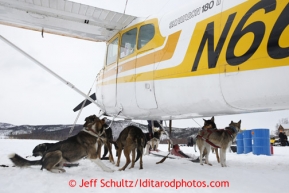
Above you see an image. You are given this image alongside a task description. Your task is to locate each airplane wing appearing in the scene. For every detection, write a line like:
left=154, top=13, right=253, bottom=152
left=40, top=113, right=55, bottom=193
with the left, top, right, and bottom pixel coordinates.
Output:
left=0, top=0, right=137, bottom=42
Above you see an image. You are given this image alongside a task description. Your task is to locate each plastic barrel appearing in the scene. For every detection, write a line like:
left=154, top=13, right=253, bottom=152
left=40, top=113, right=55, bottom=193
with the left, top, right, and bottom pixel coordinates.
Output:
left=251, top=129, right=270, bottom=156
left=236, top=132, right=244, bottom=154
left=243, top=130, right=252, bottom=153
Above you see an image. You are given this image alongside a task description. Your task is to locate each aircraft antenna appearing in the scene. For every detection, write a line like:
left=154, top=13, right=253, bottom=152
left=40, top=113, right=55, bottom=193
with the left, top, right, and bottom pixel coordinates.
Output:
left=124, top=0, right=128, bottom=14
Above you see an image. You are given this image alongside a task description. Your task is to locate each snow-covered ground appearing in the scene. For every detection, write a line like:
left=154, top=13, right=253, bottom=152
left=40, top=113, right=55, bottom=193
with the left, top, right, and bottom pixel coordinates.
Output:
left=0, top=139, right=288, bottom=193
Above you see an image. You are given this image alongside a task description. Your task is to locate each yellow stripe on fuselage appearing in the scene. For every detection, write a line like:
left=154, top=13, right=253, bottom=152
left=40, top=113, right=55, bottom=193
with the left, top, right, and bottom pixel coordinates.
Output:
left=156, top=0, right=289, bottom=79
left=101, top=0, right=289, bottom=85
left=102, top=31, right=181, bottom=84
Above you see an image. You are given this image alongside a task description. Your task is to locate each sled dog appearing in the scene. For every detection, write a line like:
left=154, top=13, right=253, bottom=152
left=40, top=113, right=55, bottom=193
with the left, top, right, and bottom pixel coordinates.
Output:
left=30, top=126, right=114, bottom=164
left=9, top=115, right=114, bottom=173
left=194, top=117, right=220, bottom=163
left=197, top=117, right=241, bottom=167
left=115, top=125, right=146, bottom=171
left=145, top=128, right=165, bottom=155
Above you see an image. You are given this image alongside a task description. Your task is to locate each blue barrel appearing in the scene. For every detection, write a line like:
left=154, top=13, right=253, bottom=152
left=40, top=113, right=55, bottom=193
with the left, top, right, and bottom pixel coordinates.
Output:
left=243, top=130, right=252, bottom=153
left=236, top=132, right=244, bottom=154
left=251, top=129, right=270, bottom=156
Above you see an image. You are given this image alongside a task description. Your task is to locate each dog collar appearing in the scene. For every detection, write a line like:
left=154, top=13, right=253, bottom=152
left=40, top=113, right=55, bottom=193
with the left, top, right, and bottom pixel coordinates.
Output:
left=83, top=127, right=100, bottom=137
left=86, top=126, right=97, bottom=134
left=229, top=126, right=238, bottom=133
left=83, top=125, right=106, bottom=138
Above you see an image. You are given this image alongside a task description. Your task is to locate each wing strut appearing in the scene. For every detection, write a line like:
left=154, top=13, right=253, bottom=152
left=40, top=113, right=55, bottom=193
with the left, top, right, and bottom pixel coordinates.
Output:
left=0, top=35, right=98, bottom=106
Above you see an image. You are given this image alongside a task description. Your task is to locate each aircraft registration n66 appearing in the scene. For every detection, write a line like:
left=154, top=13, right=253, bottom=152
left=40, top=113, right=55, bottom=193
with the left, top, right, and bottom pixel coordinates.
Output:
left=0, top=0, right=288, bottom=121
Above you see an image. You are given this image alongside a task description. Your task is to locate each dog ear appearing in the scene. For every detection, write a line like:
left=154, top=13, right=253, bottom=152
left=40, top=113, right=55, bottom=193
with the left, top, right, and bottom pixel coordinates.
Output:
left=100, top=118, right=106, bottom=125
left=85, top=115, right=91, bottom=122
left=203, top=119, right=206, bottom=122
left=238, top=120, right=241, bottom=124
left=211, top=116, right=214, bottom=121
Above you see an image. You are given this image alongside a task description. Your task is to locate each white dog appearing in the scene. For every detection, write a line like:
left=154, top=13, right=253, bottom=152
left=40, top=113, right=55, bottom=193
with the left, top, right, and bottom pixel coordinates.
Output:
left=145, top=128, right=165, bottom=155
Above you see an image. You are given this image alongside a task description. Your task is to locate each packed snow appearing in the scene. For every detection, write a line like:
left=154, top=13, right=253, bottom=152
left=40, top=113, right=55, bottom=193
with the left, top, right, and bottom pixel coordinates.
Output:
left=0, top=139, right=288, bottom=193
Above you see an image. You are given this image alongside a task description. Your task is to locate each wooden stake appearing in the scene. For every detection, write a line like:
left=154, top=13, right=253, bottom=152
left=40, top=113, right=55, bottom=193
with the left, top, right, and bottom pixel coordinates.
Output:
left=168, top=120, right=172, bottom=152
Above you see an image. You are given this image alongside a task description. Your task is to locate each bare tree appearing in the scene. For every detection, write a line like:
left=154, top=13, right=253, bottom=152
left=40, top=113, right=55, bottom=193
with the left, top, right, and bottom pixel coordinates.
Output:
left=275, top=123, right=279, bottom=136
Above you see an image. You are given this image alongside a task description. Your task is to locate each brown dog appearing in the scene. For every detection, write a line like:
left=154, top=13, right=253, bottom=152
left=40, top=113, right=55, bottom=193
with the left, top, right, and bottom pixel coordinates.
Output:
left=9, top=115, right=113, bottom=173
left=194, top=117, right=220, bottom=163
left=114, top=125, right=146, bottom=171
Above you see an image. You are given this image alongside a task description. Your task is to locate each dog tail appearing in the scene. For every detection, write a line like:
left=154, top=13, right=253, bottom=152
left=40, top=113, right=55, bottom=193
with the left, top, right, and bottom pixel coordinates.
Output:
left=135, top=136, right=145, bottom=163
left=9, top=153, right=41, bottom=167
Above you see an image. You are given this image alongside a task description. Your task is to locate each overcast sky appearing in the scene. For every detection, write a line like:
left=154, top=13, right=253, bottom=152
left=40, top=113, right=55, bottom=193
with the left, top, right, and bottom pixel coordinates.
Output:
left=0, top=0, right=288, bottom=134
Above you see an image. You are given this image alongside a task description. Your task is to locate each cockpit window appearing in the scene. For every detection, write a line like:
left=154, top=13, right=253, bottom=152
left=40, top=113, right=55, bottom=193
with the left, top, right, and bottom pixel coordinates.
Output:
left=120, top=28, right=137, bottom=58
left=106, top=37, right=119, bottom=65
left=138, top=24, right=155, bottom=49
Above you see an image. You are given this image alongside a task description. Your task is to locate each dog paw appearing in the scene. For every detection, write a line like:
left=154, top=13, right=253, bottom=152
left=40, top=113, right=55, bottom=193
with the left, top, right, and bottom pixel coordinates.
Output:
left=59, top=168, right=66, bottom=172
left=50, top=168, right=66, bottom=173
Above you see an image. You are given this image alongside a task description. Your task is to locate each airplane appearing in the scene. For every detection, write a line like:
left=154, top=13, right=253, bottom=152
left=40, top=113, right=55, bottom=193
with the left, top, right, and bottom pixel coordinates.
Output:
left=0, top=0, right=289, bottom=123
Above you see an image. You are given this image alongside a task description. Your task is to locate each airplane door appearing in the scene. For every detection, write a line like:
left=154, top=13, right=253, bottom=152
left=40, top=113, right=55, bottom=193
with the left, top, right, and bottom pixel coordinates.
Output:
left=101, top=37, right=118, bottom=114
left=135, top=54, right=157, bottom=109
left=134, top=24, right=157, bottom=109
left=95, top=68, right=105, bottom=111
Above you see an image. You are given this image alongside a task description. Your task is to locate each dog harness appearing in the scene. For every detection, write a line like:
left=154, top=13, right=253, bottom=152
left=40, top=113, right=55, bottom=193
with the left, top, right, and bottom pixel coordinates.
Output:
left=83, top=125, right=106, bottom=138
left=197, top=129, right=220, bottom=148
left=197, top=126, right=236, bottom=148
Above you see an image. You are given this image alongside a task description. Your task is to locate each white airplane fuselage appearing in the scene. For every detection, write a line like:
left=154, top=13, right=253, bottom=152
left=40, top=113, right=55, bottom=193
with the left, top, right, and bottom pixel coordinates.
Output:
left=95, top=0, right=289, bottom=120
